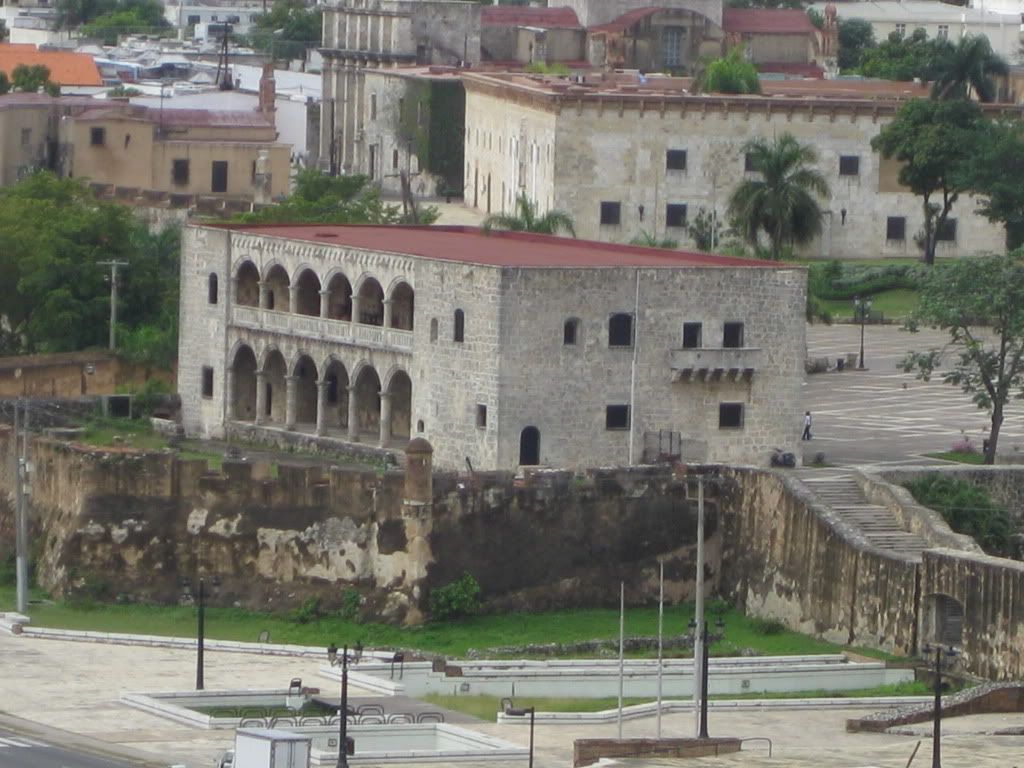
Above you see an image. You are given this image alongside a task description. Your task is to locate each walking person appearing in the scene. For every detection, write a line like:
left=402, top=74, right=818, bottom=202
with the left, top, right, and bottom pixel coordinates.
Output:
left=802, top=411, right=813, bottom=441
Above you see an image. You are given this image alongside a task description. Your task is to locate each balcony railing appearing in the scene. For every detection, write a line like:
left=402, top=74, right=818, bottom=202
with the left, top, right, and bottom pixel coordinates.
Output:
left=670, top=347, right=763, bottom=381
left=232, top=306, right=413, bottom=353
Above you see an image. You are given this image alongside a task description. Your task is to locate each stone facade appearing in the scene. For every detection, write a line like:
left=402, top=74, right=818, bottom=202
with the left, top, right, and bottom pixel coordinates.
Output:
left=563, top=0, right=723, bottom=29
left=462, top=72, right=1014, bottom=259
left=178, top=223, right=806, bottom=471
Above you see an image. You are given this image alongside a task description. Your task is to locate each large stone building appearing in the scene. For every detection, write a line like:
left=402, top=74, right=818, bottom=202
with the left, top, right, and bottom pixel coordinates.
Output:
left=178, top=224, right=806, bottom=470
left=461, top=71, right=1013, bottom=258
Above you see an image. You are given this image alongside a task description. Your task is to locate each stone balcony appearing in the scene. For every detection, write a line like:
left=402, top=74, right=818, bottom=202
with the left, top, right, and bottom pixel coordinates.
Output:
left=232, top=306, right=413, bottom=353
left=670, top=347, right=763, bottom=382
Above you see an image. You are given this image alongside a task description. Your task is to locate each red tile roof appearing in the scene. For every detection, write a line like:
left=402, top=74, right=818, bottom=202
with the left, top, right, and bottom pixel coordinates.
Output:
left=481, top=6, right=582, bottom=30
left=0, top=44, right=102, bottom=86
left=589, top=7, right=665, bottom=34
left=74, top=105, right=273, bottom=129
left=217, top=225, right=784, bottom=269
left=722, top=8, right=818, bottom=35
left=758, top=62, right=826, bottom=79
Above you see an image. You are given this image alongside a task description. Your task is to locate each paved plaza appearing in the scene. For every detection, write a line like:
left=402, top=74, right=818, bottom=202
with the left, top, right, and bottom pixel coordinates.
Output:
left=804, top=323, right=1024, bottom=466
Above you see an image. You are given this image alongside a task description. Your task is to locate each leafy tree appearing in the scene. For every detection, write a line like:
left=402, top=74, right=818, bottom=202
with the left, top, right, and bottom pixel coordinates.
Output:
left=901, top=250, right=1024, bottom=464
left=80, top=0, right=170, bottom=45
left=931, top=34, right=1008, bottom=102
left=859, top=28, right=953, bottom=81
left=0, top=72, right=9, bottom=96
left=107, top=84, right=142, bottom=98
left=958, top=119, right=1024, bottom=249
left=837, top=18, right=876, bottom=71
left=630, top=231, right=679, bottom=249
left=726, top=133, right=830, bottom=261
left=11, top=65, right=60, bottom=96
left=871, top=98, right=984, bottom=265
left=806, top=8, right=824, bottom=30
left=697, top=47, right=761, bottom=95
left=687, top=207, right=723, bottom=251
left=482, top=192, right=576, bottom=236
left=56, top=0, right=118, bottom=29
left=250, top=0, right=323, bottom=62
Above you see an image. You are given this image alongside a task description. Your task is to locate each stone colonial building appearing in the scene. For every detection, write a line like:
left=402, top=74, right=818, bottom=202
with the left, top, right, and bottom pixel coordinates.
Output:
left=179, top=224, right=806, bottom=470
left=462, top=71, right=1015, bottom=258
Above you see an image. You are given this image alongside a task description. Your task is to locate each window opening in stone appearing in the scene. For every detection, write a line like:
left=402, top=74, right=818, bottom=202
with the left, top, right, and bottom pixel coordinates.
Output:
left=519, top=426, right=540, bottom=465
left=201, top=366, right=214, bottom=398
left=476, top=404, right=487, bottom=428
left=454, top=309, right=465, bottom=343
left=563, top=318, right=579, bottom=345
left=606, top=405, right=630, bottom=430
left=208, top=273, right=218, bottom=304
left=719, top=403, right=744, bottom=429
left=723, top=321, right=744, bottom=348
left=608, top=313, right=633, bottom=347
left=682, top=322, right=702, bottom=349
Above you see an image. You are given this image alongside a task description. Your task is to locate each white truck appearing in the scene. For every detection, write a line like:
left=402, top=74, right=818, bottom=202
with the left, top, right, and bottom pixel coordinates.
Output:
left=231, top=728, right=311, bottom=768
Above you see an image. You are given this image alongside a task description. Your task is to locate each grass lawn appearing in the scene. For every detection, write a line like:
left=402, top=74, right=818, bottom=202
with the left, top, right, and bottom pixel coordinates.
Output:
left=819, top=289, right=920, bottom=321
left=0, top=587, right=895, bottom=661
left=924, top=451, right=987, bottom=465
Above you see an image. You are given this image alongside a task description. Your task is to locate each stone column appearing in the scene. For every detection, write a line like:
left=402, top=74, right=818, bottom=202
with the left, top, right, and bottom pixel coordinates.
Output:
left=382, top=299, right=393, bottom=328
left=288, top=284, right=299, bottom=314
left=350, top=294, right=362, bottom=324
left=254, top=371, right=267, bottom=425
left=258, top=281, right=270, bottom=309
left=225, top=365, right=236, bottom=421
left=319, top=289, right=331, bottom=319
left=315, top=379, right=329, bottom=436
left=347, top=385, right=359, bottom=441
left=378, top=391, right=392, bottom=447
left=284, top=375, right=298, bottom=430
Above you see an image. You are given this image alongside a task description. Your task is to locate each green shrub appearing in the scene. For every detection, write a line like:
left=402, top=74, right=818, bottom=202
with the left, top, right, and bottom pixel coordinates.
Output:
left=903, top=474, right=1017, bottom=558
left=339, top=588, right=361, bottom=622
left=0, top=552, right=15, bottom=586
left=429, top=572, right=482, bottom=621
left=749, top=616, right=787, bottom=636
left=291, top=596, right=322, bottom=624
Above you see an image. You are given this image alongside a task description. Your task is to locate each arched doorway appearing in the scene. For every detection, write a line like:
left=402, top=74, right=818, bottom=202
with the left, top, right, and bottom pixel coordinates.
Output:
left=356, top=278, right=384, bottom=325
left=353, top=365, right=382, bottom=438
left=323, top=358, right=350, bottom=431
left=519, top=426, right=540, bottom=465
left=264, top=265, right=290, bottom=312
left=294, top=269, right=322, bottom=317
left=326, top=272, right=352, bottom=320
left=293, top=354, right=318, bottom=426
left=387, top=370, right=412, bottom=440
left=921, top=593, right=964, bottom=646
left=236, top=261, right=260, bottom=307
left=231, top=345, right=257, bottom=420
left=262, top=349, right=287, bottom=423
left=389, top=282, right=414, bottom=331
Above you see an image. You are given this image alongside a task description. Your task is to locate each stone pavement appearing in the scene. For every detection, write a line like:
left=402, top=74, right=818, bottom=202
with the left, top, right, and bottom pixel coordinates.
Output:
left=804, top=324, right=1024, bottom=466
left=2, top=632, right=1024, bottom=768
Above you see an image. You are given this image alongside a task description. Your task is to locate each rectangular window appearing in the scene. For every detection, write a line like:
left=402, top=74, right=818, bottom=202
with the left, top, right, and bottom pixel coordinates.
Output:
left=392, top=148, right=400, bottom=170
left=719, top=402, right=744, bottom=429
left=370, top=93, right=377, bottom=120
left=666, top=203, right=688, bottom=228
left=172, top=158, right=190, bottom=185
left=211, top=160, right=228, bottom=193
left=744, top=152, right=758, bottom=172
left=90, top=126, right=105, bottom=146
left=187, top=14, right=201, bottom=24
left=476, top=404, right=487, bottom=429
left=937, top=24, right=949, bottom=39
left=886, top=216, right=906, bottom=241
left=201, top=366, right=214, bottom=399
left=663, top=27, right=684, bottom=68
left=936, top=218, right=957, bottom=242
left=600, top=201, right=621, bottom=226
left=895, top=23, right=906, bottom=36
left=839, top=155, right=860, bottom=176
left=606, top=405, right=630, bottom=430
left=682, top=322, right=702, bottom=349
left=20, top=128, right=31, bottom=147
left=723, top=321, right=744, bottom=348
left=666, top=149, right=687, bottom=171
left=608, top=313, right=634, bottom=347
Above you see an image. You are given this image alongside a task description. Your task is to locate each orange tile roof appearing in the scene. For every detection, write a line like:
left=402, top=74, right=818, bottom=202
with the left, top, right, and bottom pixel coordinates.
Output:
left=0, top=44, right=102, bottom=87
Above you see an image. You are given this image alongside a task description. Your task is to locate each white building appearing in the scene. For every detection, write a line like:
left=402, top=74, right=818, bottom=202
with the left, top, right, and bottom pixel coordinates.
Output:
left=178, top=224, right=806, bottom=470
left=163, top=0, right=265, bottom=39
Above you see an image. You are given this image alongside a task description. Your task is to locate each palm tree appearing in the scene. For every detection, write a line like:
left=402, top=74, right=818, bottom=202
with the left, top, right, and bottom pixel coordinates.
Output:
left=932, top=34, right=1008, bottom=102
left=482, top=192, right=576, bottom=237
left=727, top=134, right=830, bottom=261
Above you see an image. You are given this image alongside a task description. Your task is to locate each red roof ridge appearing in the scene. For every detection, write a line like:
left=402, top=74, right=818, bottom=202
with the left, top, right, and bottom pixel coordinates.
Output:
left=481, top=6, right=582, bottom=29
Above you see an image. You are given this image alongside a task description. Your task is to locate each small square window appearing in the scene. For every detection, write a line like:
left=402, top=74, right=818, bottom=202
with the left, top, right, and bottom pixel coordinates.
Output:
left=719, top=403, right=744, bottom=429
left=666, top=149, right=687, bottom=171
left=839, top=155, right=860, bottom=176
left=476, top=404, right=487, bottom=429
left=886, top=216, right=906, bottom=241
left=172, top=158, right=190, bottom=185
left=90, top=127, right=106, bottom=146
left=682, top=322, right=702, bottom=349
left=744, top=153, right=758, bottom=172
left=201, top=366, right=214, bottom=398
left=936, top=218, right=957, bottom=242
left=606, top=405, right=630, bottom=430
left=666, top=203, right=688, bottom=228
left=600, top=201, right=622, bottom=226
left=723, top=321, right=744, bottom=348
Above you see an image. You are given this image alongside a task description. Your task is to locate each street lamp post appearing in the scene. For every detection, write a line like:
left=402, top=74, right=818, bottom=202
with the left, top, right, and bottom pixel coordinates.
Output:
left=923, top=643, right=958, bottom=768
left=853, top=295, right=872, bottom=370
left=504, top=706, right=535, bottom=768
left=689, top=615, right=726, bottom=739
left=328, top=643, right=352, bottom=768
left=184, top=575, right=220, bottom=691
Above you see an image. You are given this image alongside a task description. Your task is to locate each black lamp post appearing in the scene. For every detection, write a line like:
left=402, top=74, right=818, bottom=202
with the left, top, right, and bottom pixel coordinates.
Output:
left=183, top=575, right=220, bottom=691
left=689, top=615, right=726, bottom=739
left=922, top=643, right=958, bottom=768
left=853, top=295, right=872, bottom=370
left=328, top=643, right=352, bottom=768
left=504, top=706, right=535, bottom=768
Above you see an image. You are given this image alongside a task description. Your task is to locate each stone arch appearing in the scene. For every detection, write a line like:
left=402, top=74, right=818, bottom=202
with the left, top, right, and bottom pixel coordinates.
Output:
left=235, top=260, right=260, bottom=307
left=519, top=426, right=540, bottom=466
left=921, top=593, right=964, bottom=646
left=230, top=343, right=257, bottom=421
left=264, top=263, right=290, bottom=312
left=388, top=279, right=415, bottom=331
left=354, top=275, right=384, bottom=326
left=261, top=348, right=288, bottom=424
left=352, top=364, right=382, bottom=438
left=322, top=356, right=350, bottom=431
left=292, top=354, right=319, bottom=425
left=323, top=269, right=353, bottom=321
left=385, top=368, right=412, bottom=441
left=293, top=267, right=322, bottom=317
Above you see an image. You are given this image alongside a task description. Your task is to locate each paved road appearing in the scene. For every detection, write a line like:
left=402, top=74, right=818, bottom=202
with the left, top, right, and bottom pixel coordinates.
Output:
left=0, top=729, right=139, bottom=768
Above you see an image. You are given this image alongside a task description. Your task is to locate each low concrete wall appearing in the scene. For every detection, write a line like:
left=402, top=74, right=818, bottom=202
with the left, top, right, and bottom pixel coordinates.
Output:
left=573, top=737, right=741, bottom=767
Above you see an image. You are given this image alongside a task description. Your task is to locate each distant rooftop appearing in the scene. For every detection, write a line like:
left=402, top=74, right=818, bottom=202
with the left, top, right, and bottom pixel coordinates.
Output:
left=216, top=225, right=786, bottom=269
left=0, top=44, right=102, bottom=86
left=481, top=6, right=583, bottom=30
left=722, top=8, right=818, bottom=35
left=75, top=104, right=274, bottom=129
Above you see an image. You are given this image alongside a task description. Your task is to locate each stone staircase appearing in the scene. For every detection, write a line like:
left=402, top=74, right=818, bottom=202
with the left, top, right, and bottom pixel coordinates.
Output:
left=796, top=470, right=928, bottom=559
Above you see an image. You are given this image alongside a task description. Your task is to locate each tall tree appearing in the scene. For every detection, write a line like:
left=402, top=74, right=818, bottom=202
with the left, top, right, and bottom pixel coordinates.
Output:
left=859, top=27, right=953, bottom=82
left=697, top=47, right=761, bottom=95
left=11, top=65, right=60, bottom=96
left=726, top=133, right=830, bottom=261
left=482, top=192, right=576, bottom=237
left=837, top=18, right=876, bottom=71
left=250, top=0, right=323, bottom=62
left=931, top=34, right=1008, bottom=102
left=902, top=250, right=1024, bottom=464
left=958, top=119, right=1024, bottom=249
left=871, top=98, right=985, bottom=265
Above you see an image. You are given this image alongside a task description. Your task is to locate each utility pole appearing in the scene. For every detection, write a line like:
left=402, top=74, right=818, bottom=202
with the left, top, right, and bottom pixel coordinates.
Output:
left=98, top=261, right=128, bottom=350
left=14, top=399, right=31, bottom=613
left=693, top=475, right=705, bottom=738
